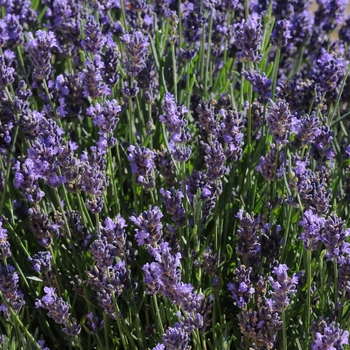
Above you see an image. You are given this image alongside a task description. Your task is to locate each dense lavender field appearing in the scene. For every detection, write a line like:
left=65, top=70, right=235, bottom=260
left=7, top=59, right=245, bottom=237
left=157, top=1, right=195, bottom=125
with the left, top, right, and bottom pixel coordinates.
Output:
left=2, top=0, right=350, bottom=349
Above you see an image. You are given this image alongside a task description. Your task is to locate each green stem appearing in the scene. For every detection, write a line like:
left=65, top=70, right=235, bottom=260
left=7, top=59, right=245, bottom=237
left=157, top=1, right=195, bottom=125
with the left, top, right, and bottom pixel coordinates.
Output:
left=305, top=249, right=312, bottom=347
left=329, top=62, right=350, bottom=124
left=107, top=148, right=120, bottom=215
left=0, top=291, right=42, bottom=350
left=334, top=258, right=339, bottom=319
left=246, top=69, right=253, bottom=209
left=177, top=0, right=182, bottom=48
left=103, top=313, right=110, bottom=350
left=244, top=0, right=249, bottom=19
left=271, top=48, right=281, bottom=100
left=54, top=188, right=82, bottom=276
left=204, top=11, right=213, bottom=99
left=282, top=308, right=287, bottom=350
left=42, top=79, right=58, bottom=119
left=330, top=109, right=350, bottom=128
left=152, top=294, right=165, bottom=335
left=171, top=42, right=177, bottom=100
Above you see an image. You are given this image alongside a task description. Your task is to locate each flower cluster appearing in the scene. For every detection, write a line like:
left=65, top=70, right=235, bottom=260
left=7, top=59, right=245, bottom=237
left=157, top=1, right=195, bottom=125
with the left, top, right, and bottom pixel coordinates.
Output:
left=127, top=144, right=156, bottom=190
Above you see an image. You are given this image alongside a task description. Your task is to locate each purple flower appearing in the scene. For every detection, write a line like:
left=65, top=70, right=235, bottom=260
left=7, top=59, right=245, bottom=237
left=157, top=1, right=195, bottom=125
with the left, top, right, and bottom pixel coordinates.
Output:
left=86, top=99, right=122, bottom=135
left=315, top=0, right=347, bottom=32
left=62, top=318, right=81, bottom=336
left=100, top=215, right=128, bottom=259
left=81, top=16, right=106, bottom=54
left=27, top=30, right=57, bottom=80
left=320, top=213, right=350, bottom=260
left=289, top=10, right=314, bottom=48
left=90, top=237, right=117, bottom=269
left=36, top=287, right=69, bottom=324
left=81, top=57, right=111, bottom=99
left=87, top=262, right=129, bottom=319
left=13, top=158, right=41, bottom=196
left=270, top=19, right=292, bottom=47
left=266, top=99, right=296, bottom=144
left=233, top=14, right=262, bottom=63
left=312, top=319, right=349, bottom=350
left=160, top=93, right=188, bottom=136
left=299, top=210, right=325, bottom=251
left=182, top=5, right=204, bottom=43
left=5, top=14, right=23, bottom=47
left=0, top=264, right=25, bottom=313
left=339, top=256, right=350, bottom=299
left=171, top=283, right=204, bottom=313
left=162, top=323, right=190, bottom=350
left=313, top=50, right=345, bottom=93
left=268, top=264, right=298, bottom=312
left=235, top=210, right=262, bottom=266
left=28, top=207, right=59, bottom=248
left=166, top=10, right=179, bottom=44
left=201, top=138, right=226, bottom=180
left=86, top=312, right=105, bottom=335
left=101, top=39, right=120, bottom=87
left=228, top=265, right=255, bottom=308
left=54, top=72, right=84, bottom=119
left=159, top=188, right=185, bottom=227
left=310, top=126, right=334, bottom=161
left=152, top=344, right=165, bottom=350
left=237, top=296, right=282, bottom=349
left=142, top=242, right=182, bottom=297
left=127, top=144, right=155, bottom=190
left=196, top=102, right=219, bottom=135
left=121, top=80, right=139, bottom=98
left=218, top=109, right=245, bottom=162
left=80, top=147, right=109, bottom=196
left=130, top=206, right=163, bottom=246
left=256, top=143, right=285, bottom=181
left=0, top=218, right=11, bottom=260
left=28, top=251, right=52, bottom=274
left=26, top=113, right=66, bottom=188
left=295, top=112, right=321, bottom=147
left=292, top=166, right=331, bottom=215
left=169, top=141, right=192, bottom=163
left=186, top=170, right=222, bottom=222
left=37, top=339, right=50, bottom=350
left=120, top=31, right=149, bottom=77
left=243, top=69, right=272, bottom=102
left=0, top=55, right=14, bottom=90
left=201, top=247, right=218, bottom=277
left=0, top=19, right=9, bottom=48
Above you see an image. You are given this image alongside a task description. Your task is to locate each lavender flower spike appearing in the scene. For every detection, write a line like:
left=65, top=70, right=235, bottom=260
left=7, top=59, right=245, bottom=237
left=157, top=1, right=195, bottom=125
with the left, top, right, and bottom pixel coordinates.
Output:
left=266, top=99, right=296, bottom=144
left=121, top=31, right=149, bottom=77
left=159, top=188, right=185, bottom=227
left=321, top=213, right=350, bottom=260
left=313, top=50, right=345, bottom=93
left=233, top=14, right=263, bottom=63
left=130, top=206, right=163, bottom=246
left=35, top=286, right=69, bottom=324
left=299, top=210, right=325, bottom=251
left=268, top=264, right=298, bottom=312
left=81, top=16, right=106, bottom=54
left=242, top=69, right=272, bottom=103
left=27, top=30, right=57, bottom=80
left=160, top=92, right=188, bottom=135
left=227, top=265, right=255, bottom=308
left=0, top=218, right=11, bottom=260
left=127, top=144, right=155, bottom=190
left=312, top=319, right=349, bottom=350
left=270, top=19, right=292, bottom=47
